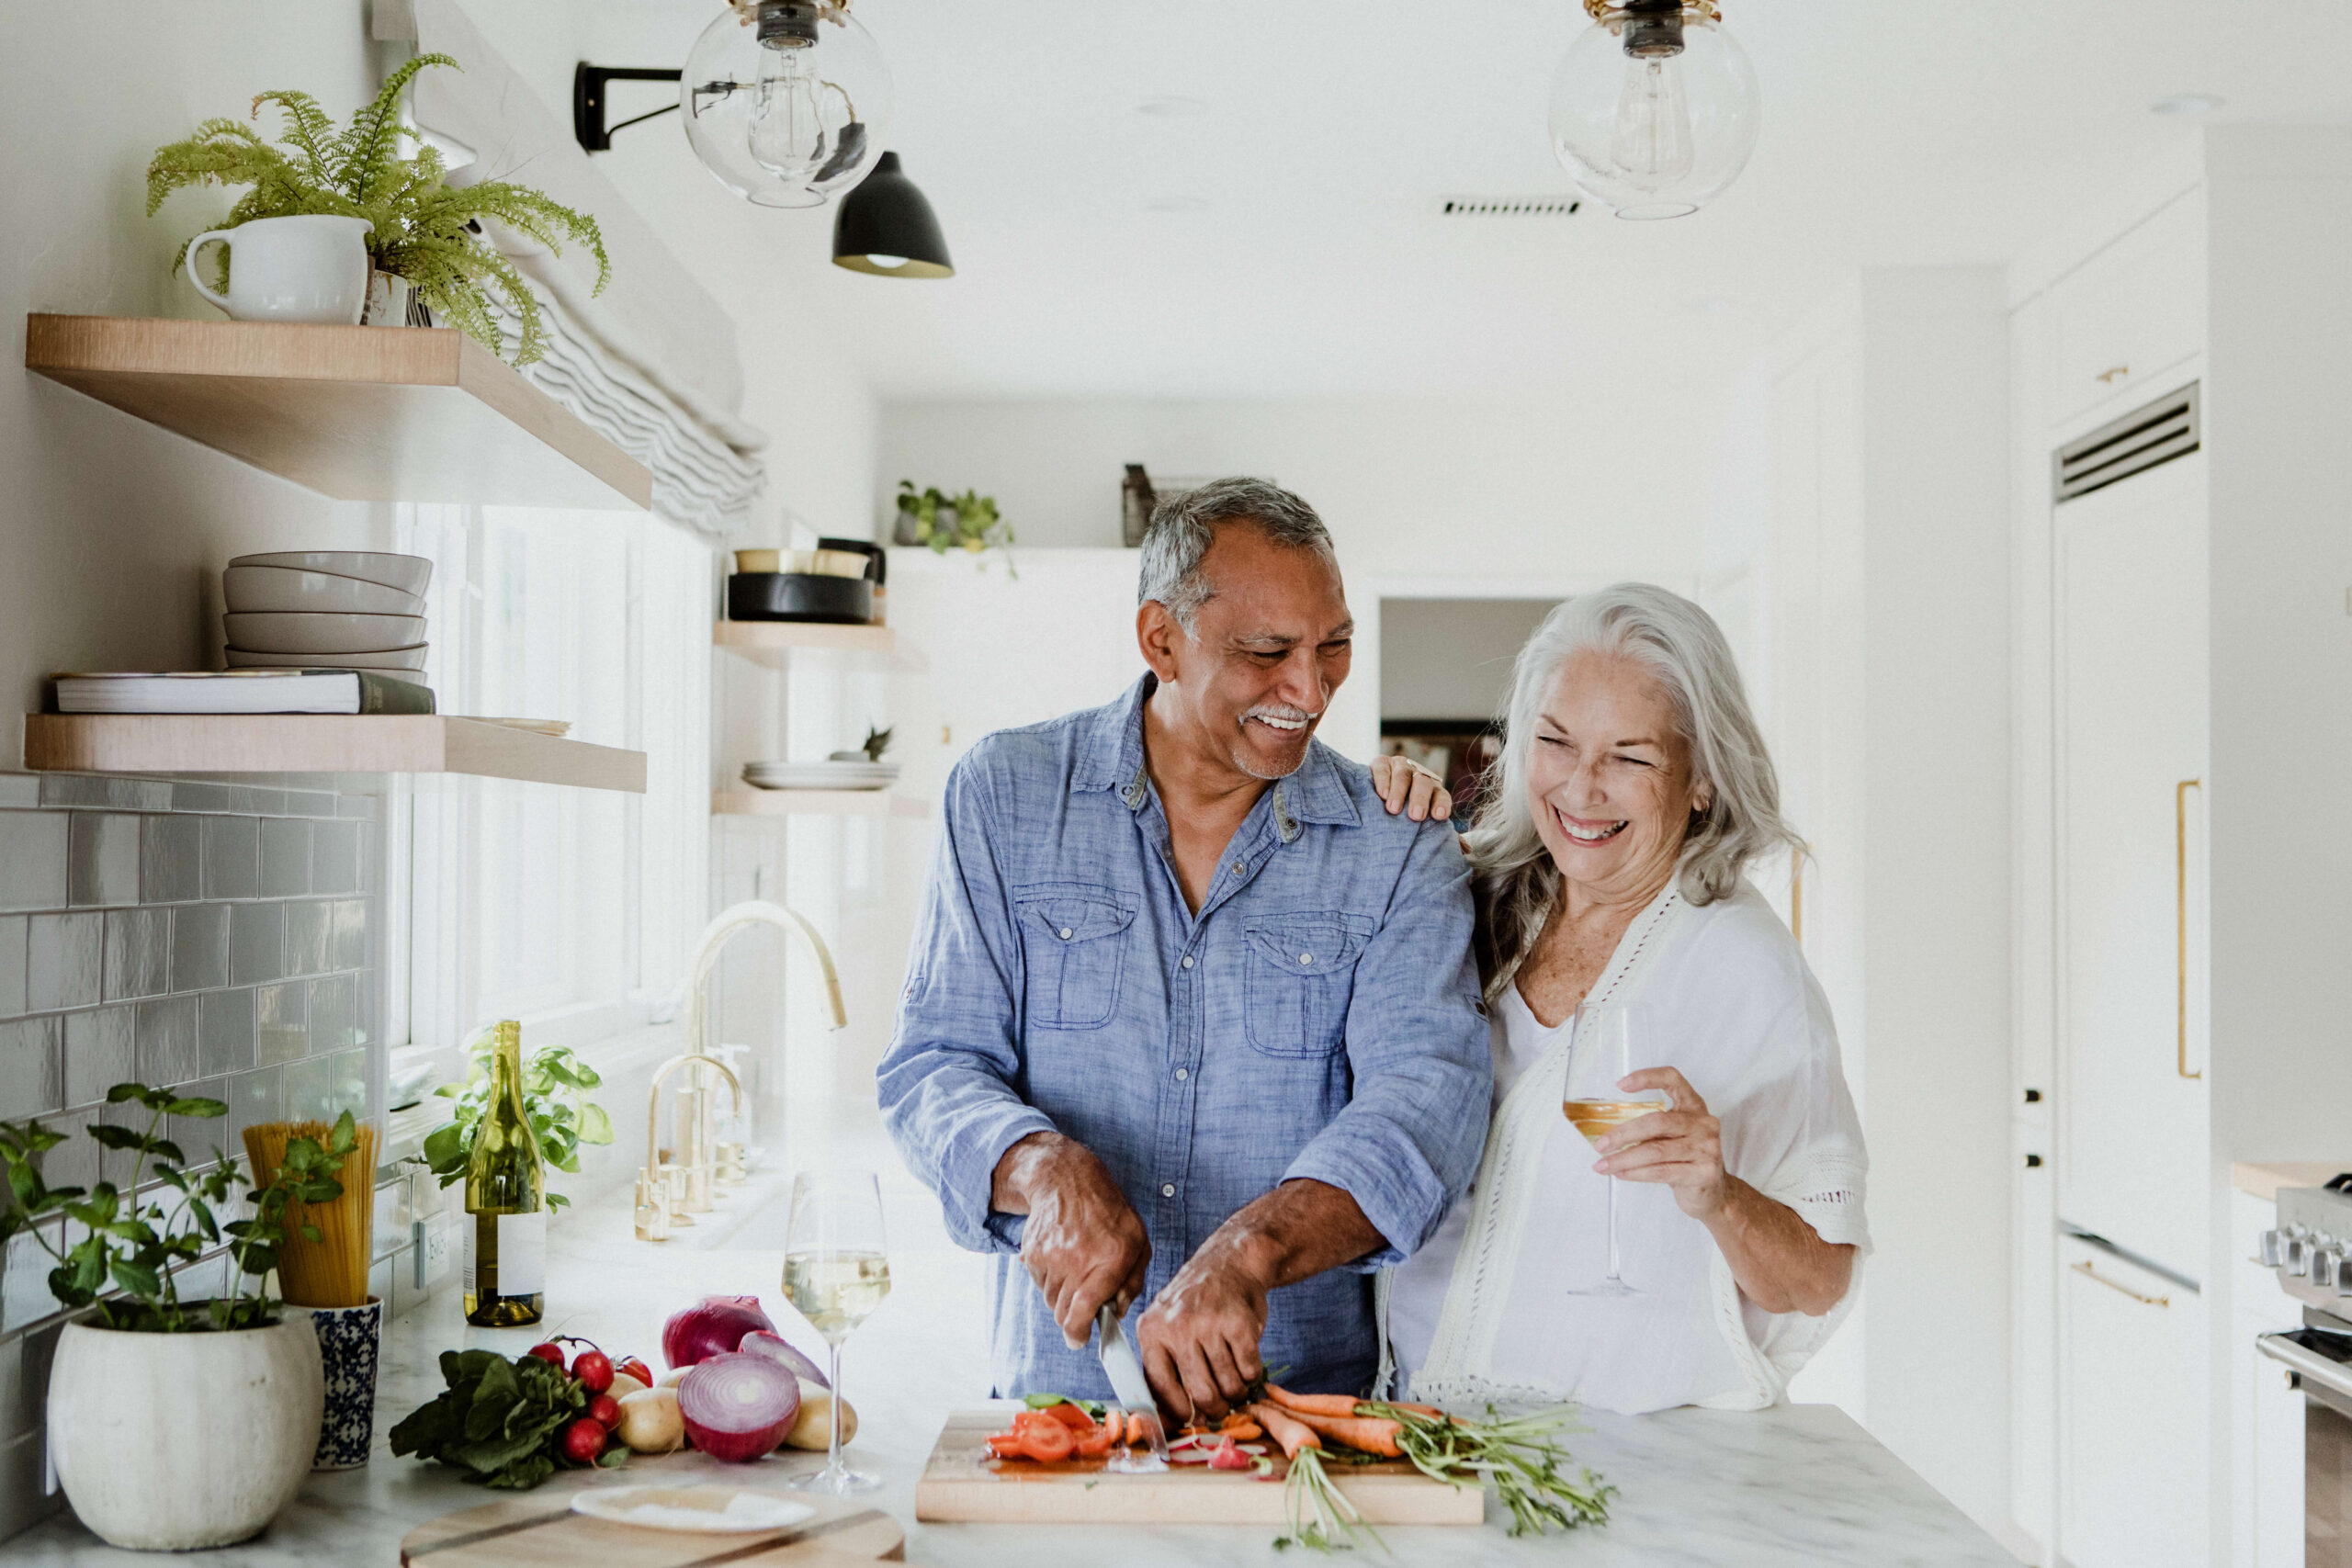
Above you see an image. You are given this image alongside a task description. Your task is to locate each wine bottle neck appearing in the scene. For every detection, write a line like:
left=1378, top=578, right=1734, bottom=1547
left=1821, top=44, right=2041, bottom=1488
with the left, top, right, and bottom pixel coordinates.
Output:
left=490, top=1025, right=526, bottom=1113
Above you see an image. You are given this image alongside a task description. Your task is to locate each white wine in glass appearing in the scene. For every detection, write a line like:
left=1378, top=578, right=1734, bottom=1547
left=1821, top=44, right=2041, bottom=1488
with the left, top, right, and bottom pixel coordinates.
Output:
left=784, top=1169, right=890, bottom=1495
left=1562, top=1003, right=1667, bottom=1297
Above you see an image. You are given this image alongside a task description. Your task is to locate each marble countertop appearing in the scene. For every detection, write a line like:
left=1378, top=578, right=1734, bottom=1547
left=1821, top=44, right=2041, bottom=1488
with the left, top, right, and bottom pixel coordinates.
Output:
left=9, top=1111, right=2018, bottom=1567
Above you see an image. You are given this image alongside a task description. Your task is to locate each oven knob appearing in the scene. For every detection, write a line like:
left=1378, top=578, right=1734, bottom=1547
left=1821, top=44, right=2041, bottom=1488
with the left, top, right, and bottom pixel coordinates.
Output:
left=2315, top=1248, right=2344, bottom=1289
left=2261, top=1229, right=2288, bottom=1267
left=2287, top=1232, right=2312, bottom=1271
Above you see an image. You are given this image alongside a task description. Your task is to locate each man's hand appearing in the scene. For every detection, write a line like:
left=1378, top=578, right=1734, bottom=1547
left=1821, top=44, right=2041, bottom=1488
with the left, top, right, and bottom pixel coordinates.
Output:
left=1136, top=1230, right=1271, bottom=1422
left=992, top=1132, right=1150, bottom=1349
left=1136, top=1178, right=1385, bottom=1423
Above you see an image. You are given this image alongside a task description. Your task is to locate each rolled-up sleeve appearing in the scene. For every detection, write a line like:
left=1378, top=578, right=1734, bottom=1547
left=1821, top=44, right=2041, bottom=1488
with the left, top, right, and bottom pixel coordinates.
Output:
left=876, top=755, right=1057, bottom=1253
left=1281, top=824, right=1491, bottom=1268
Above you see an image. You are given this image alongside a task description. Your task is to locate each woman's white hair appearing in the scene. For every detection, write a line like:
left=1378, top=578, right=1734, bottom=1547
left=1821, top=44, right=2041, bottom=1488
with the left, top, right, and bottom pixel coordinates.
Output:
left=1465, top=582, right=1798, bottom=999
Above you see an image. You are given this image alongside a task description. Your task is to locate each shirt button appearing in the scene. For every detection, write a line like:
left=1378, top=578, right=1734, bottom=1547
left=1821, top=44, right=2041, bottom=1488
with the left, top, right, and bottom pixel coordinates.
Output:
left=1231, top=862, right=1245, bottom=874
left=1160, top=1183, right=1177, bottom=1198
left=1182, top=955, right=1195, bottom=970
left=1174, top=1067, right=1189, bottom=1081
left=1299, top=953, right=1313, bottom=965
left=1057, top=927, right=1073, bottom=941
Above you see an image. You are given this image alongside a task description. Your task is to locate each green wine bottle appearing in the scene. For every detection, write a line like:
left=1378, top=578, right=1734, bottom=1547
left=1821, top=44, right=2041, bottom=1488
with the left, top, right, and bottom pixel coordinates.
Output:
left=462, top=1020, right=547, bottom=1327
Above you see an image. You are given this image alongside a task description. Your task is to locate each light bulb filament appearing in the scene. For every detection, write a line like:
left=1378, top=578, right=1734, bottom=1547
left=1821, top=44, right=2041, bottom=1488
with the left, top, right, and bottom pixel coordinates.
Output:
left=1610, top=56, right=1695, bottom=188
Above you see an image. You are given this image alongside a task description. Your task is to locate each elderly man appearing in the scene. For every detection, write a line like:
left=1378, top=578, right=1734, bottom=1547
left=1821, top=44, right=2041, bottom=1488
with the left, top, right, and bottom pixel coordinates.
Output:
left=878, top=477, right=1489, bottom=1417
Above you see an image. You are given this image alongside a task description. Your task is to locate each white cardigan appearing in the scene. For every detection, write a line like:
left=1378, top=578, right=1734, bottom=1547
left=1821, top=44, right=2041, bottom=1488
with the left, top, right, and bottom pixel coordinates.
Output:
left=1396, top=877, right=1870, bottom=1415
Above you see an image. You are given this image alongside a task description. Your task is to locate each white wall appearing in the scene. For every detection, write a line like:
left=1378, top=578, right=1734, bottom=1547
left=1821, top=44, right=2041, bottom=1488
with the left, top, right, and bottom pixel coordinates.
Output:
left=1378, top=597, right=1557, bottom=722
left=1757, top=270, right=2018, bottom=1548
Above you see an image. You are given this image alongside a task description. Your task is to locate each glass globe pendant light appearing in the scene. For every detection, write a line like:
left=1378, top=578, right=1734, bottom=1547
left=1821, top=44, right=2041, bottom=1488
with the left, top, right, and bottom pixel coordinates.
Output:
left=680, top=0, right=893, bottom=209
left=1548, top=0, right=1759, bottom=220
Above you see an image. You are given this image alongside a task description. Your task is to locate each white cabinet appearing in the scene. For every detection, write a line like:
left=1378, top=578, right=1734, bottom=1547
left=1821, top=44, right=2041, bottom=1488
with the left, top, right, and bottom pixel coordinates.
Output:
left=2233, top=1191, right=2305, bottom=1568
left=2052, top=453, right=2211, bottom=1283
left=2047, top=188, right=2208, bottom=428
left=2058, top=1235, right=2209, bottom=1567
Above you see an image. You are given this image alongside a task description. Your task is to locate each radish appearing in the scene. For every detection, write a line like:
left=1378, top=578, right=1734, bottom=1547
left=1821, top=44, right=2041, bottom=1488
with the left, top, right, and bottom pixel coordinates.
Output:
left=559, top=1417, right=607, bottom=1465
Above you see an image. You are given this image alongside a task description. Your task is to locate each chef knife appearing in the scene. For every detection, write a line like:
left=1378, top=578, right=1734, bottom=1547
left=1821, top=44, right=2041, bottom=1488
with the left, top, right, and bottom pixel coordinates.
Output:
left=1095, top=1303, right=1170, bottom=1472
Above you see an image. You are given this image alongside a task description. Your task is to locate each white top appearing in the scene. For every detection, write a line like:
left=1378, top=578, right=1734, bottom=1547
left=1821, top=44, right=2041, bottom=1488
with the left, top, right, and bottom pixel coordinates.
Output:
left=1388, top=878, right=1870, bottom=1416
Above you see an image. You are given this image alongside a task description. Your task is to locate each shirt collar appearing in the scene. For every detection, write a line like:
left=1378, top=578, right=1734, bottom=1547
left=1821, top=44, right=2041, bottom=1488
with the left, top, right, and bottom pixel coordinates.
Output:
left=1073, top=675, right=1362, bottom=832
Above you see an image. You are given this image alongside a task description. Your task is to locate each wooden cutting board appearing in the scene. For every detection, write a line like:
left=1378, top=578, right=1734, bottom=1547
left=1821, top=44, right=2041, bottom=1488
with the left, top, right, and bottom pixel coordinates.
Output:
left=914, top=1410, right=1487, bottom=1525
left=399, top=1488, right=905, bottom=1567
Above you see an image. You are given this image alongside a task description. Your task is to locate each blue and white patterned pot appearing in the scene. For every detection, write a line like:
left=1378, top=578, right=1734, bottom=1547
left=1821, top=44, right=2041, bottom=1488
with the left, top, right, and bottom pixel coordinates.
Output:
left=305, top=1299, right=383, bottom=1471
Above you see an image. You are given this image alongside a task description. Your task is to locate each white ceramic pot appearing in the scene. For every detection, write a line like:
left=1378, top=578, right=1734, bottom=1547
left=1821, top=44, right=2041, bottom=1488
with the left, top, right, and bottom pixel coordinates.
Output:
left=185, top=214, right=373, bottom=325
left=48, top=1317, right=323, bottom=1551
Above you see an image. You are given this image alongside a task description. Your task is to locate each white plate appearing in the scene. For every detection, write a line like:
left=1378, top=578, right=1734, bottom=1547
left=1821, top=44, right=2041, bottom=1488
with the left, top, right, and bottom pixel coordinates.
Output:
left=225, top=646, right=428, bottom=671
left=229, top=551, right=432, bottom=597
left=223, top=565, right=424, bottom=616
left=223, top=612, right=426, bottom=654
left=569, top=1485, right=816, bottom=1535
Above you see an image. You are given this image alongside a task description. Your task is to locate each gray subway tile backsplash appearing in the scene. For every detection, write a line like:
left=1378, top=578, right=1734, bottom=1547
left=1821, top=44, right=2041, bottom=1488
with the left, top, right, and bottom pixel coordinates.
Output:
left=0, top=1020, right=61, bottom=1121
left=259, top=818, right=311, bottom=897
left=255, top=981, right=307, bottom=1066
left=203, top=816, right=259, bottom=899
left=26, top=912, right=100, bottom=1012
left=0, top=813, right=67, bottom=915
left=331, top=899, right=368, bottom=972
left=102, top=906, right=170, bottom=1001
left=136, top=995, right=200, bottom=1088
left=171, top=903, right=229, bottom=993
left=63, top=1006, right=136, bottom=1107
left=284, top=899, right=332, bottom=978
left=139, top=814, right=203, bottom=904
left=311, top=819, right=362, bottom=895
left=0, top=919, right=22, bottom=1019
left=229, top=901, right=285, bottom=986
left=39, top=776, right=168, bottom=812
left=308, top=972, right=358, bottom=1054
left=66, top=812, right=141, bottom=908
left=198, top=987, right=256, bottom=1077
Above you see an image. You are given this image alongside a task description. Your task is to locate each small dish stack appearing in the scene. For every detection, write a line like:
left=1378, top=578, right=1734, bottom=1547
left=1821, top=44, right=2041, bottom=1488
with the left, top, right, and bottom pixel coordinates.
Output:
left=222, top=552, right=432, bottom=675
left=741, top=759, right=900, bottom=793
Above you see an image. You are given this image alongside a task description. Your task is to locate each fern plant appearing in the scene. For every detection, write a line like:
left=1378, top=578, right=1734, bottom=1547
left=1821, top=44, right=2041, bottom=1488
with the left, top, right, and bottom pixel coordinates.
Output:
left=146, top=54, right=608, bottom=366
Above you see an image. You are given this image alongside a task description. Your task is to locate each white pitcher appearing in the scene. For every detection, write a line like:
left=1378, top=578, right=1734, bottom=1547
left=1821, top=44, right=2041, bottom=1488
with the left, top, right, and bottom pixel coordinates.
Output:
left=185, top=214, right=374, bottom=325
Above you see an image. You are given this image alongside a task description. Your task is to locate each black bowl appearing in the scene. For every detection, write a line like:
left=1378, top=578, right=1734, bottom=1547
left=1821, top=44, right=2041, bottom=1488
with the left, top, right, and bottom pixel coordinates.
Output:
left=727, top=572, right=873, bottom=624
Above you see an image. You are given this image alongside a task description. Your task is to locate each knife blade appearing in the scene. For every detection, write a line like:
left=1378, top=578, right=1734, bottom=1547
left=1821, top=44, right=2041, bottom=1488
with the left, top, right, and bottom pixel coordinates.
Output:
left=1095, top=1303, right=1169, bottom=1472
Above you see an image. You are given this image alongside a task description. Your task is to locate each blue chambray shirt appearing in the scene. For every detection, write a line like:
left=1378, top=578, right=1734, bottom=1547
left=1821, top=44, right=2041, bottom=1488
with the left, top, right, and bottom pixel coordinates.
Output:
left=877, top=676, right=1491, bottom=1400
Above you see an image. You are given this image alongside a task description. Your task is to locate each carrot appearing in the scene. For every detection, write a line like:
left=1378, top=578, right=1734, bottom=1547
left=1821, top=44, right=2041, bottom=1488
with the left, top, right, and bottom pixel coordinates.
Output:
left=1263, top=1382, right=1365, bottom=1418
left=1248, top=1402, right=1321, bottom=1459
left=1373, top=1400, right=1444, bottom=1418
left=1044, top=1401, right=1096, bottom=1431
left=1270, top=1406, right=1405, bottom=1458
left=1125, top=1411, right=1152, bottom=1447
left=1219, top=1420, right=1263, bottom=1441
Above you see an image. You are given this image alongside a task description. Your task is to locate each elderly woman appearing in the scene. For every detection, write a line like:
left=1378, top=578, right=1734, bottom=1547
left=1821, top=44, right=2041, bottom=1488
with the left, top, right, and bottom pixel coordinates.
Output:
left=1371, top=582, right=1867, bottom=1414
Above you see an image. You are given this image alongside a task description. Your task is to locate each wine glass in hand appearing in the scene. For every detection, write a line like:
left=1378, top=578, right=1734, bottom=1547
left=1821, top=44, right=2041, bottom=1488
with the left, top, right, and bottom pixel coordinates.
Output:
left=784, top=1169, right=891, bottom=1495
left=1562, top=1003, right=1668, bottom=1297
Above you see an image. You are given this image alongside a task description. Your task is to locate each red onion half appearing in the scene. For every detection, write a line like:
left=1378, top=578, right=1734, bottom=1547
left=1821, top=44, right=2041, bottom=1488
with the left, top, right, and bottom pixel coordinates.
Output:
left=739, top=1328, right=830, bottom=1390
left=675, top=1352, right=801, bottom=1463
left=662, top=1294, right=777, bottom=1371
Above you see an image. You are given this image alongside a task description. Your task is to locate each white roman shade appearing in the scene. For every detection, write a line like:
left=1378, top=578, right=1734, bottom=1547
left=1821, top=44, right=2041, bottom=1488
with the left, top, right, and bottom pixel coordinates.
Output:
left=376, top=0, right=766, bottom=536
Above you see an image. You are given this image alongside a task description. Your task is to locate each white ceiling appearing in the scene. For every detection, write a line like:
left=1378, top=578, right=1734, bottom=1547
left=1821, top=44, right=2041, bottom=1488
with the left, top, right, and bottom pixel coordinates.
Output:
left=591, top=1, right=2352, bottom=401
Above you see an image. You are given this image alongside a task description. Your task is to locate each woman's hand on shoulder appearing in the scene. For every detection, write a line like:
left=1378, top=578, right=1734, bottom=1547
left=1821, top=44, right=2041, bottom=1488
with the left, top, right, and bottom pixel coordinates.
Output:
left=1370, top=753, right=1453, bottom=823
left=1591, top=1067, right=1727, bottom=1220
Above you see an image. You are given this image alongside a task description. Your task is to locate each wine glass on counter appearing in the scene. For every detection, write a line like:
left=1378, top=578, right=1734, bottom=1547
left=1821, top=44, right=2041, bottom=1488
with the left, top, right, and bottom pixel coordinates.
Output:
left=784, top=1168, right=892, bottom=1495
left=1561, top=1002, right=1668, bottom=1297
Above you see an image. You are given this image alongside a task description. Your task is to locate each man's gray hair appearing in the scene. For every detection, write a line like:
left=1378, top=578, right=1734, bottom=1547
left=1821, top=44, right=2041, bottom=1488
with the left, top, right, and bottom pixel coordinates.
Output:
left=1136, top=477, right=1337, bottom=631
left=1465, top=582, right=1801, bottom=1000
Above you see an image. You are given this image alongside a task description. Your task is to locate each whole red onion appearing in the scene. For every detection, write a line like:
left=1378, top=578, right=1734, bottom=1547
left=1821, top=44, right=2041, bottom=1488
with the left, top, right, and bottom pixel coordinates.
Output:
left=662, top=1295, right=777, bottom=1371
left=675, top=1352, right=801, bottom=1463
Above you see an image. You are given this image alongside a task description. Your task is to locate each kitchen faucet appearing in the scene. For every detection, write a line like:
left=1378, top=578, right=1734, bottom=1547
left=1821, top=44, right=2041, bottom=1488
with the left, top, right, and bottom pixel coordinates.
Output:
left=635, top=900, right=848, bottom=1241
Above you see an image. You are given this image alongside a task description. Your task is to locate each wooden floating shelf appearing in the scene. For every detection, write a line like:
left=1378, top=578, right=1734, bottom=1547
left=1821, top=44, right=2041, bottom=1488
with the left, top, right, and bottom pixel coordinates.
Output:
left=713, top=788, right=928, bottom=818
left=25, top=715, right=645, bottom=793
left=24, top=314, right=650, bottom=510
left=714, top=620, right=896, bottom=669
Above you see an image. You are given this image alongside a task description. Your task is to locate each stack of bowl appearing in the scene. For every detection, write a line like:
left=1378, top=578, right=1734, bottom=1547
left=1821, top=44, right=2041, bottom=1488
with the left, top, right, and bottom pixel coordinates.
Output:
left=222, top=552, right=433, bottom=675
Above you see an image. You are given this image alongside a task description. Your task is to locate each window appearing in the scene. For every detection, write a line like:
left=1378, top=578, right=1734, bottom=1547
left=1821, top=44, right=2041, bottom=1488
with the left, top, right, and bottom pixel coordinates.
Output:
left=390, top=503, right=712, bottom=1055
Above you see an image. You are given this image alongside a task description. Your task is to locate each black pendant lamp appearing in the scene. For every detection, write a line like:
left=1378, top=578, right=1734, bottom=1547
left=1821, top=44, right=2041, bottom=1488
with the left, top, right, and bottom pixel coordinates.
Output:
left=831, top=152, right=954, bottom=278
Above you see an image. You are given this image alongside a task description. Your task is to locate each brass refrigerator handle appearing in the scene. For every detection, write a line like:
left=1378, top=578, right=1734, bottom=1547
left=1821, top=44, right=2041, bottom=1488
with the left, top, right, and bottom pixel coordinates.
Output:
left=2072, top=1258, right=2169, bottom=1308
left=2177, top=779, right=2202, bottom=1081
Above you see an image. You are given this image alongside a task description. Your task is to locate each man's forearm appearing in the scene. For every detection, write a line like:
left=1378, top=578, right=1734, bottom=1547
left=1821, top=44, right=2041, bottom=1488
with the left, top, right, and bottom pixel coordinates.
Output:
left=1196, top=1178, right=1385, bottom=1292
left=991, top=1128, right=1082, bottom=1214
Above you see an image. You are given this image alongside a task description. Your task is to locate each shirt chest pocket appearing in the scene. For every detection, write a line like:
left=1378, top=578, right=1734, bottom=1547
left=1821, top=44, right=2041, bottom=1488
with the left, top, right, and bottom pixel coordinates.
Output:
left=1015, top=884, right=1136, bottom=1031
left=1240, top=914, right=1374, bottom=1057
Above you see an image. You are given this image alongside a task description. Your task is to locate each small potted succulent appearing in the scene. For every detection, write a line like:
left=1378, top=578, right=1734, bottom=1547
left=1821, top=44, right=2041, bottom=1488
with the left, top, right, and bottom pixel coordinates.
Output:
left=895, top=480, right=1016, bottom=573
left=1, top=1089, right=358, bottom=1551
left=146, top=54, right=608, bottom=366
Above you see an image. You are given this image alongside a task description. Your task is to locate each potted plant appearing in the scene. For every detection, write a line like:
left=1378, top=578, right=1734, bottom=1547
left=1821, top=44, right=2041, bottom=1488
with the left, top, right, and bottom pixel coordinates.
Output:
left=421, top=1031, right=614, bottom=1210
left=895, top=480, right=1016, bottom=573
left=146, top=53, right=608, bottom=367
left=0, top=1088, right=359, bottom=1550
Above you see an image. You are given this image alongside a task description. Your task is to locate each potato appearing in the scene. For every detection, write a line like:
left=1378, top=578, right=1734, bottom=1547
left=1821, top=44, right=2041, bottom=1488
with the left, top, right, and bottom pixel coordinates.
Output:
left=616, top=1387, right=685, bottom=1454
left=607, top=1372, right=649, bottom=1398
left=782, top=1381, right=858, bottom=1450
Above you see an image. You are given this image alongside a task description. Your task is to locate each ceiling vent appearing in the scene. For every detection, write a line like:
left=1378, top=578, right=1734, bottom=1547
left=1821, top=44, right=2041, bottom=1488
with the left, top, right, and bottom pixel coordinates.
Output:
left=2053, top=382, right=2200, bottom=502
left=1432, top=195, right=1583, bottom=218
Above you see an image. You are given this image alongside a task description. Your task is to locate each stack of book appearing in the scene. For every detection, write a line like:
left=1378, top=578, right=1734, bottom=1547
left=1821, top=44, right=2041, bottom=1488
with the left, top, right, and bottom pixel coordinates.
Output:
left=52, top=671, right=435, bottom=716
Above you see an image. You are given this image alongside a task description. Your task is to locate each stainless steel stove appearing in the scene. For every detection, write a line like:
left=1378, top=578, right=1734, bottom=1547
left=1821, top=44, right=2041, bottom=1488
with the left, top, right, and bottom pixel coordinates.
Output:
left=2257, top=1179, right=2352, bottom=1566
